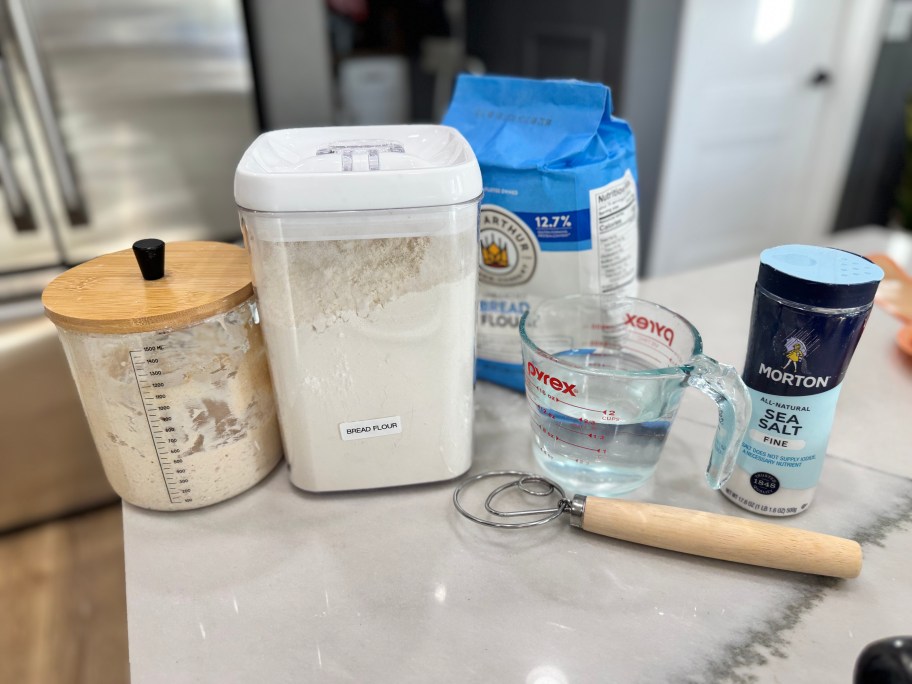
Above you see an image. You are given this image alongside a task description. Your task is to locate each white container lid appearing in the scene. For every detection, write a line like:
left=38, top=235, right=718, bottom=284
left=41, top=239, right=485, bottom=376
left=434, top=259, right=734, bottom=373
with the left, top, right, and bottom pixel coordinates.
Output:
left=234, top=125, right=482, bottom=213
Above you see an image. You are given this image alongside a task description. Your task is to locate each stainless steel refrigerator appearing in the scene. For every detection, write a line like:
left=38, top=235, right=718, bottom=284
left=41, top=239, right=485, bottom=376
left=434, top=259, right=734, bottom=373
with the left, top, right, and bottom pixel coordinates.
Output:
left=0, top=0, right=258, bottom=299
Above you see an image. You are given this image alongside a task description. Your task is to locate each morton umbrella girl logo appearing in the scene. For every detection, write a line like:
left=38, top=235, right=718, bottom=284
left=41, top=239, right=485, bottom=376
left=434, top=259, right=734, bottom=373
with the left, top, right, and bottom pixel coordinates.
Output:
left=756, top=329, right=831, bottom=389
left=783, top=338, right=806, bottom=371
left=781, top=331, right=818, bottom=372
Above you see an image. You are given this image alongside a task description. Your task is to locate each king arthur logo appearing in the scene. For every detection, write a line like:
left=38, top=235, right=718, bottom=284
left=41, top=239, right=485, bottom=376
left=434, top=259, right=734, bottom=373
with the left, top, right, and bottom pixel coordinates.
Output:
left=477, top=205, right=537, bottom=286
left=481, top=236, right=509, bottom=268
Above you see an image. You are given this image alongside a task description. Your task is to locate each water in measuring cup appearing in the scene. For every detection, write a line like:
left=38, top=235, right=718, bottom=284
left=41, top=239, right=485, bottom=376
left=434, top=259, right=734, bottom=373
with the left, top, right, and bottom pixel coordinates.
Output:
left=527, top=348, right=678, bottom=496
left=530, top=409, right=674, bottom=496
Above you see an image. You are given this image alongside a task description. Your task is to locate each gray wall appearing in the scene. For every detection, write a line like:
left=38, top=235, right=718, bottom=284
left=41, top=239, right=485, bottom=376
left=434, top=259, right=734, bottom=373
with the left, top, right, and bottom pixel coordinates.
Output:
left=465, top=0, right=630, bottom=100
left=834, top=5, right=912, bottom=230
left=244, top=0, right=334, bottom=130
left=616, top=0, right=683, bottom=273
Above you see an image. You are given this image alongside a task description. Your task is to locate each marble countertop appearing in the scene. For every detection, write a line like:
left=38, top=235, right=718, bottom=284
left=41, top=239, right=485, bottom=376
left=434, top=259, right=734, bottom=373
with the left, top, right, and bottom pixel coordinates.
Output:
left=123, top=228, right=912, bottom=683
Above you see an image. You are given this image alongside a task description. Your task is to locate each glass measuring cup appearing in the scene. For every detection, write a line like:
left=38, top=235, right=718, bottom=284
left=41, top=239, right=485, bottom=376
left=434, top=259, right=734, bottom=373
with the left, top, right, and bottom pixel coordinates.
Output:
left=519, top=295, right=751, bottom=496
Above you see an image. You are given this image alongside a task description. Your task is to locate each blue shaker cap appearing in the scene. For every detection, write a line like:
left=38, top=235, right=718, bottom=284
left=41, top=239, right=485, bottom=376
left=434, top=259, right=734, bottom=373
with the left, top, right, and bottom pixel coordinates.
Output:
left=758, top=245, right=884, bottom=309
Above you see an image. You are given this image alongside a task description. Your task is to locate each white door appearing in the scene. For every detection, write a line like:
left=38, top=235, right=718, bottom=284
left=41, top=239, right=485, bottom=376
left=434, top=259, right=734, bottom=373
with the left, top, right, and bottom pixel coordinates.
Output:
left=649, top=0, right=886, bottom=276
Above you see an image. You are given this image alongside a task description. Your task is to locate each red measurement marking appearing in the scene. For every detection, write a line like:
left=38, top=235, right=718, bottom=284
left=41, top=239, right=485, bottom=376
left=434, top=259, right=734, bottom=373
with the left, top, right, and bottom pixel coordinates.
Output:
left=577, top=416, right=599, bottom=425
left=527, top=395, right=551, bottom=412
left=538, top=431, right=602, bottom=451
left=560, top=440, right=602, bottom=453
left=532, top=417, right=605, bottom=452
left=528, top=385, right=611, bottom=418
left=529, top=395, right=611, bottom=439
left=557, top=423, right=591, bottom=437
left=556, top=397, right=604, bottom=412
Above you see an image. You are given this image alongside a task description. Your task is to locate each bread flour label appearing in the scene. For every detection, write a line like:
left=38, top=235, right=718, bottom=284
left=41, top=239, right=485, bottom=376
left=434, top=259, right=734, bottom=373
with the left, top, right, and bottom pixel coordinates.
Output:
left=339, top=416, right=403, bottom=441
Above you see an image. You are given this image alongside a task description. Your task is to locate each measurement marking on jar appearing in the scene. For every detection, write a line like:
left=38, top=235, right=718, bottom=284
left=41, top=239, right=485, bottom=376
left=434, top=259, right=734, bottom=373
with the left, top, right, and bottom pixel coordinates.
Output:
left=527, top=381, right=605, bottom=414
left=528, top=396, right=611, bottom=453
left=129, top=349, right=182, bottom=505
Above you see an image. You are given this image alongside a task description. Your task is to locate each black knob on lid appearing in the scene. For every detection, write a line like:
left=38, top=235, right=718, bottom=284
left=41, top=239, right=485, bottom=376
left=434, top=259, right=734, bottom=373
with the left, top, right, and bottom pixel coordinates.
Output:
left=132, top=239, right=165, bottom=281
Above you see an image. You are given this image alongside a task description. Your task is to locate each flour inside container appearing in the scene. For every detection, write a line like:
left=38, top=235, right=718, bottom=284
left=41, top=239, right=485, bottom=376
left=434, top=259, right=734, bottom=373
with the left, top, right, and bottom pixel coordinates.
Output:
left=250, top=225, right=477, bottom=491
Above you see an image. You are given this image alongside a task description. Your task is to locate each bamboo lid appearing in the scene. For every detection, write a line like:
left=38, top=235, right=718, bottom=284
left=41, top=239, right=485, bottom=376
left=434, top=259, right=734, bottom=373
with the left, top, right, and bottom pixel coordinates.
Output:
left=42, top=241, right=254, bottom=334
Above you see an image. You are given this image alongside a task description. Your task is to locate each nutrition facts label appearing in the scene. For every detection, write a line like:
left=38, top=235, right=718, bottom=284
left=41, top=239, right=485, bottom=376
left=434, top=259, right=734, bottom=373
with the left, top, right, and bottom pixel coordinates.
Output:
left=590, top=170, right=638, bottom=295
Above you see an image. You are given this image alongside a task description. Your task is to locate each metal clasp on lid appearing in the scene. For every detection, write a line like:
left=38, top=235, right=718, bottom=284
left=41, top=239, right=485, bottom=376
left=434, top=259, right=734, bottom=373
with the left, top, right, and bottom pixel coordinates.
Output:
left=316, top=139, right=405, bottom=172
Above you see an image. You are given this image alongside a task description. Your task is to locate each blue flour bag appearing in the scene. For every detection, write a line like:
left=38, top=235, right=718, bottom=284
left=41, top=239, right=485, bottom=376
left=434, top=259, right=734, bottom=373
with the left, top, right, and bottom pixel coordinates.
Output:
left=443, top=74, right=639, bottom=391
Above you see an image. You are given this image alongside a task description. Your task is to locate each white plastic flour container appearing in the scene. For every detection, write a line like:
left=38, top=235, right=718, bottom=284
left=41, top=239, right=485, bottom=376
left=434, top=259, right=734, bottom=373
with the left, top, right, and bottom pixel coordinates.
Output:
left=235, top=125, right=482, bottom=491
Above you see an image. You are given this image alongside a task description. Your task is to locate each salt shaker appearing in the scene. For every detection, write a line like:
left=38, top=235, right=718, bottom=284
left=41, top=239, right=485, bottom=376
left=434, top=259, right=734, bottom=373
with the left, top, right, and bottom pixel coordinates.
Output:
left=723, top=245, right=883, bottom=516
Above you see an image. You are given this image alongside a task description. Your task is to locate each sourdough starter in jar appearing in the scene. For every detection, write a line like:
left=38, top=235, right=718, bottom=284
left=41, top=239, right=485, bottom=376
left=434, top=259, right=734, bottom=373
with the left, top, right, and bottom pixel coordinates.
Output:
left=43, top=240, right=283, bottom=511
left=58, top=301, right=281, bottom=510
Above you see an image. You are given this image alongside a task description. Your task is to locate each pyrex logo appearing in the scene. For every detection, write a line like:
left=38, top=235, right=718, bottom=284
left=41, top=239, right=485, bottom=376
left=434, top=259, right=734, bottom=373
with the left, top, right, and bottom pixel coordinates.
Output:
left=527, top=362, right=577, bottom=396
left=624, top=314, right=675, bottom=346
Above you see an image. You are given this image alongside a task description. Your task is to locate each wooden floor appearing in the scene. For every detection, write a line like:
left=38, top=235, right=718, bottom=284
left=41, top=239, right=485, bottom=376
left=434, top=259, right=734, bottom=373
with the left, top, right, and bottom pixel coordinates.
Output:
left=0, top=504, right=129, bottom=684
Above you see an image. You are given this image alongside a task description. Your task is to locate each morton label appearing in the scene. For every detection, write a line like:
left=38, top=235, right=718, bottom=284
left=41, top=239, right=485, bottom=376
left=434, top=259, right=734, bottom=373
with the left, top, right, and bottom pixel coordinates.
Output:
left=739, top=385, right=841, bottom=490
left=742, top=294, right=866, bottom=397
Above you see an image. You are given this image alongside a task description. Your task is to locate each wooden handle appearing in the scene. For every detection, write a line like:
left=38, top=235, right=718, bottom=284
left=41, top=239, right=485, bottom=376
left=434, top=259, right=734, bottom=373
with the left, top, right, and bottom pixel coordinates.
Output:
left=579, top=497, right=862, bottom=578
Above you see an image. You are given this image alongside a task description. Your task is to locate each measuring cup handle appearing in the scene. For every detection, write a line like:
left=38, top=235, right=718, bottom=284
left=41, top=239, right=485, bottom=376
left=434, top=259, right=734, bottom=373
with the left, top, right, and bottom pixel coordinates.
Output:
left=686, top=354, right=752, bottom=489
